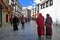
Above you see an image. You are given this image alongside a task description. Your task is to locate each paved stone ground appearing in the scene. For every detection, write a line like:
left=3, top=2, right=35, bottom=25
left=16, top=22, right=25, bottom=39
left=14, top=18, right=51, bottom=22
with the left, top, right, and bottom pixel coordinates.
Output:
left=0, top=20, right=60, bottom=40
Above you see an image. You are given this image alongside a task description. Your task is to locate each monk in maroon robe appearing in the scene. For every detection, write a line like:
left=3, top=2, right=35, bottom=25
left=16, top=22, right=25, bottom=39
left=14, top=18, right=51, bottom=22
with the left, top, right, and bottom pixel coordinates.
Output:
left=36, top=13, right=45, bottom=38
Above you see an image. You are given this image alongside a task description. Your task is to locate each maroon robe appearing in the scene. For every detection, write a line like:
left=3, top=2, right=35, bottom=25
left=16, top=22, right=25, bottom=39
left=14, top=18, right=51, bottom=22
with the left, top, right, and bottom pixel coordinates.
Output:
left=36, top=15, right=45, bottom=36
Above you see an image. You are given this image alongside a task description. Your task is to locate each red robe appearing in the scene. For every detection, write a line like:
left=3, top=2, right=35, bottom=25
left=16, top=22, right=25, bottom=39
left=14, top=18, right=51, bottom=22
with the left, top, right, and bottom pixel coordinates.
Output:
left=36, top=15, right=45, bottom=36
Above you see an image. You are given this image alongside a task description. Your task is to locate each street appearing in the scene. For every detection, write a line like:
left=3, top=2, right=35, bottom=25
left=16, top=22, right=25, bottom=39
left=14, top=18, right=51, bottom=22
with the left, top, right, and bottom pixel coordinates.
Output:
left=0, top=20, right=60, bottom=40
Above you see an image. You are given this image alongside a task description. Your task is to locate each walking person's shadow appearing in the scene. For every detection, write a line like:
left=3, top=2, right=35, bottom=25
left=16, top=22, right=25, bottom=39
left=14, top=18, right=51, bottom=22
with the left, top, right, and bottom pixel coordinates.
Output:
left=22, top=27, right=25, bottom=30
left=38, top=36, right=52, bottom=40
left=38, top=36, right=45, bottom=40
left=45, top=36, right=52, bottom=40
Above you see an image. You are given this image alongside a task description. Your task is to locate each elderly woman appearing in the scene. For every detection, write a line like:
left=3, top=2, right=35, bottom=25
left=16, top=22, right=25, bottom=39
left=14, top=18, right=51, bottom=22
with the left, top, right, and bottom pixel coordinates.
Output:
left=45, top=14, right=52, bottom=38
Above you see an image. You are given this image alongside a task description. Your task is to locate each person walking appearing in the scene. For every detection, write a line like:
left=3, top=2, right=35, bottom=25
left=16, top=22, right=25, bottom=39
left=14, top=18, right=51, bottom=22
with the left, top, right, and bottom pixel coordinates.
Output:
left=36, top=13, right=45, bottom=38
left=12, top=15, right=19, bottom=31
left=45, top=14, right=52, bottom=38
left=21, top=15, right=25, bottom=29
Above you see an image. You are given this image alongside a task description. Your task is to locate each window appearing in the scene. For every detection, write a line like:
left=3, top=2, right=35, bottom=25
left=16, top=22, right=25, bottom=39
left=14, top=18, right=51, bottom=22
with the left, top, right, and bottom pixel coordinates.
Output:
left=40, top=0, right=53, bottom=9
left=50, top=0, right=53, bottom=6
left=48, top=0, right=50, bottom=6
left=41, top=4, right=42, bottom=9
left=46, top=1, right=48, bottom=7
left=43, top=3, right=45, bottom=8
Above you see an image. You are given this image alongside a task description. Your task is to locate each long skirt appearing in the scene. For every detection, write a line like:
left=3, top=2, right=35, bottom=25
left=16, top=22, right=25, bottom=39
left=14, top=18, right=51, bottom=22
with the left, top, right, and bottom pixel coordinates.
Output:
left=13, top=24, right=18, bottom=31
left=46, top=26, right=52, bottom=36
left=37, top=27, right=45, bottom=37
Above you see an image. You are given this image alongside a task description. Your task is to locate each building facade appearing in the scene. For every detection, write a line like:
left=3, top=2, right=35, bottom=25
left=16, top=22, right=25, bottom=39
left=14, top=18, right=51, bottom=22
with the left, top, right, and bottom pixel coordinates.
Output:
left=0, top=0, right=22, bottom=27
left=36, top=0, right=60, bottom=23
left=22, top=8, right=31, bottom=20
left=15, top=0, right=22, bottom=17
left=22, top=8, right=27, bottom=17
left=0, top=0, right=10, bottom=27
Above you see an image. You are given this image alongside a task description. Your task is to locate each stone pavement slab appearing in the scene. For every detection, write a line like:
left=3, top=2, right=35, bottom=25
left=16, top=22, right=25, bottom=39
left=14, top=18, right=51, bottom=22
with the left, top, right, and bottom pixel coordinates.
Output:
left=0, top=20, right=60, bottom=40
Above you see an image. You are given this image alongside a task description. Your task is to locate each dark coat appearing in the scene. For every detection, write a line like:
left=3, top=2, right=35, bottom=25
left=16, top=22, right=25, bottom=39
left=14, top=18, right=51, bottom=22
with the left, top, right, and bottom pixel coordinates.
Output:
left=12, top=16, right=19, bottom=25
left=12, top=16, right=19, bottom=31
left=45, top=16, right=52, bottom=36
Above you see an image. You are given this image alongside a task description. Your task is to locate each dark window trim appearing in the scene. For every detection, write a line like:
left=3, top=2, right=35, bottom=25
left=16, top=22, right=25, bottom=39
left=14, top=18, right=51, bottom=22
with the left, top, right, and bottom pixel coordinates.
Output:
left=43, top=3, right=45, bottom=8
left=50, top=0, right=53, bottom=6
left=46, top=1, right=48, bottom=7
left=41, top=4, right=42, bottom=9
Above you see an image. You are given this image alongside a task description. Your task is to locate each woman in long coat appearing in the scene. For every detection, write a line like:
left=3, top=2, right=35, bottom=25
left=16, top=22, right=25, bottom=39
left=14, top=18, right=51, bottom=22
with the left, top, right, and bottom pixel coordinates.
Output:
left=12, top=16, right=19, bottom=31
left=21, top=15, right=25, bottom=29
left=45, top=14, right=52, bottom=38
left=36, top=13, right=45, bottom=38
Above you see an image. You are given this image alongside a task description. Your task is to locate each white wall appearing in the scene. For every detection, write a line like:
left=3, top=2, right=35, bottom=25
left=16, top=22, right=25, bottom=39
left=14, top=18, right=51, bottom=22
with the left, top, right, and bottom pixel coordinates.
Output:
left=39, top=0, right=60, bottom=23
left=22, top=9, right=27, bottom=17
left=2, top=11, right=6, bottom=27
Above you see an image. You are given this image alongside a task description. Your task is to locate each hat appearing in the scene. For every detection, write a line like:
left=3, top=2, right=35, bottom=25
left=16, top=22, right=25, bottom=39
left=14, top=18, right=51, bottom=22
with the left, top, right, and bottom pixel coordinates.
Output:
left=46, top=14, right=49, bottom=16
